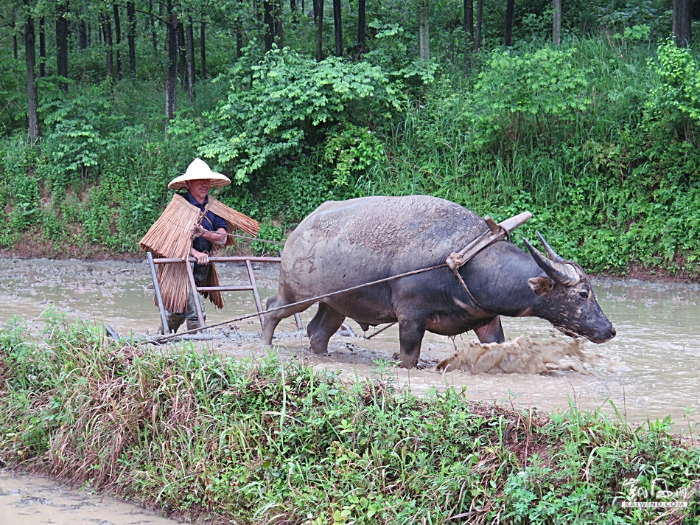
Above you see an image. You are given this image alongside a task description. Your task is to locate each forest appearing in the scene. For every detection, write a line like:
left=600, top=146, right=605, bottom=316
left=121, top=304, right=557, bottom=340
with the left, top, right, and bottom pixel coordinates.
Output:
left=0, top=0, right=699, bottom=277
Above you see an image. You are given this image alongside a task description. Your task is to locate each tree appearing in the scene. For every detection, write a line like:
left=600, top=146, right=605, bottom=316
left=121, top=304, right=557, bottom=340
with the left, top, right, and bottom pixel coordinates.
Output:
left=38, top=16, right=45, bottom=77
left=418, top=0, right=429, bottom=60
left=200, top=21, right=207, bottom=77
left=552, top=0, right=561, bottom=46
left=56, top=0, right=69, bottom=91
left=12, top=8, right=18, bottom=59
left=264, top=0, right=273, bottom=51
left=333, top=0, right=342, bottom=57
left=186, top=19, right=195, bottom=100
left=24, top=11, right=39, bottom=140
left=127, top=1, right=136, bottom=79
left=165, top=0, right=178, bottom=120
left=475, top=0, right=483, bottom=51
left=673, top=0, right=692, bottom=47
left=314, top=0, right=324, bottom=61
left=177, top=21, right=186, bottom=88
left=78, top=9, right=88, bottom=50
left=357, top=0, right=365, bottom=55
left=101, top=12, right=114, bottom=77
left=464, top=0, right=473, bottom=43
left=149, top=0, right=157, bottom=53
left=113, top=2, right=122, bottom=78
left=504, top=0, right=514, bottom=46
left=274, top=0, right=283, bottom=48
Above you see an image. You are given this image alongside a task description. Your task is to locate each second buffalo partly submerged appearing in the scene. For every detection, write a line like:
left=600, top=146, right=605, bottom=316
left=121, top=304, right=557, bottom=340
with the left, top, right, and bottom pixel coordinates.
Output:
left=262, top=195, right=615, bottom=367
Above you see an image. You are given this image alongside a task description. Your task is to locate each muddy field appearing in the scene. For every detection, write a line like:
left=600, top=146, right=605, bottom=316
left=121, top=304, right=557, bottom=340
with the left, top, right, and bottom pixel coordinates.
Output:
left=1, top=256, right=698, bottom=427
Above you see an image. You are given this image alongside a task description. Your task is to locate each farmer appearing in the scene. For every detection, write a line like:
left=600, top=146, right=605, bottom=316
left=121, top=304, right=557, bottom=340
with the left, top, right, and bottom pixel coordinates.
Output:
left=163, top=158, right=231, bottom=333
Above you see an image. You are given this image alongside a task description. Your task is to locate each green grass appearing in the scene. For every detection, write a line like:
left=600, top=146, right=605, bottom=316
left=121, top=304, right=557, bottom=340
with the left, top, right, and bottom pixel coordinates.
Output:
left=1, top=314, right=698, bottom=524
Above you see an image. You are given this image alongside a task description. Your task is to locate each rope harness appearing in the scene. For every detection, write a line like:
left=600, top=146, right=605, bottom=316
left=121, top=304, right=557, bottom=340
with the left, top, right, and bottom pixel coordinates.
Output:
left=146, top=211, right=532, bottom=345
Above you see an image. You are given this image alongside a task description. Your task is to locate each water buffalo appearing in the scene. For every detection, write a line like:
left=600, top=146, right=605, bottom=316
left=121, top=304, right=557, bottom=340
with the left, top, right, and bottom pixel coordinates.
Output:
left=262, top=195, right=615, bottom=368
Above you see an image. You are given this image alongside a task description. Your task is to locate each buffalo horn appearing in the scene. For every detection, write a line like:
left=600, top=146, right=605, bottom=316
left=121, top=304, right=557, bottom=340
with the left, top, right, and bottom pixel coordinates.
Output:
left=536, top=231, right=563, bottom=261
left=523, top=238, right=580, bottom=286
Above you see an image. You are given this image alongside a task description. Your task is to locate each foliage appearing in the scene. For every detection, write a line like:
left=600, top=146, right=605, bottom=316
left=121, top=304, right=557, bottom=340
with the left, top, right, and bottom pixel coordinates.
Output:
left=465, top=46, right=591, bottom=151
left=645, top=39, right=700, bottom=138
left=0, top=318, right=698, bottom=524
left=187, top=48, right=404, bottom=183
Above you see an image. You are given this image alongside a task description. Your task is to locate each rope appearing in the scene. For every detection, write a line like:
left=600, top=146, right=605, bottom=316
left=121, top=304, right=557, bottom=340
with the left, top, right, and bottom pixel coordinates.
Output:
left=226, top=232, right=285, bottom=245
left=144, top=262, right=449, bottom=344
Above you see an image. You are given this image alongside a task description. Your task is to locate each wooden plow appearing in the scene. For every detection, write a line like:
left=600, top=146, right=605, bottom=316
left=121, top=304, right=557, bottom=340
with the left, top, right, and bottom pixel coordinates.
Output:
left=146, top=254, right=302, bottom=333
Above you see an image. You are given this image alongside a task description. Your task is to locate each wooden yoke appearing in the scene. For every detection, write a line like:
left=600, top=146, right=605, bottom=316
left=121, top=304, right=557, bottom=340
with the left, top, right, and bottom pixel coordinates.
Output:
left=446, top=211, right=532, bottom=272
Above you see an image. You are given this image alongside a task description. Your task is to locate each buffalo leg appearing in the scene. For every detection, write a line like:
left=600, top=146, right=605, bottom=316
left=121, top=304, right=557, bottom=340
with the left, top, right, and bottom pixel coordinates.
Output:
left=474, top=316, right=505, bottom=344
left=397, top=318, right=427, bottom=368
left=261, top=292, right=311, bottom=346
left=307, top=302, right=346, bottom=354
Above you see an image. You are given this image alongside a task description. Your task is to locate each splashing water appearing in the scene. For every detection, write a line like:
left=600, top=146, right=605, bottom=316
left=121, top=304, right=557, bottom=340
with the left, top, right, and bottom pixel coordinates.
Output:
left=437, top=331, right=597, bottom=374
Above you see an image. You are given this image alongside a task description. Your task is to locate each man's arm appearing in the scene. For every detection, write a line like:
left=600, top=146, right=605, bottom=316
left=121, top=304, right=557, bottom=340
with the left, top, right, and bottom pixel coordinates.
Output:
left=200, top=227, right=227, bottom=245
left=191, top=225, right=228, bottom=245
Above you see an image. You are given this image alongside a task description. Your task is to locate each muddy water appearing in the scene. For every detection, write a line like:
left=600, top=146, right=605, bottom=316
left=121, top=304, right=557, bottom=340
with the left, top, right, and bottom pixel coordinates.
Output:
left=0, top=468, right=180, bottom=524
left=0, top=258, right=698, bottom=428
left=0, top=257, right=698, bottom=522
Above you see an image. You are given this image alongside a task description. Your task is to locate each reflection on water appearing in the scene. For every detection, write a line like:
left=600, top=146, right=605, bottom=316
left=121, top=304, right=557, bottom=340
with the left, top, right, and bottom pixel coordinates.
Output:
left=0, top=258, right=698, bottom=429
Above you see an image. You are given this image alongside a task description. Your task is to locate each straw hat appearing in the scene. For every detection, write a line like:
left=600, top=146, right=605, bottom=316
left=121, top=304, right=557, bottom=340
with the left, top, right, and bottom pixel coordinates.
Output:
left=168, top=158, right=231, bottom=190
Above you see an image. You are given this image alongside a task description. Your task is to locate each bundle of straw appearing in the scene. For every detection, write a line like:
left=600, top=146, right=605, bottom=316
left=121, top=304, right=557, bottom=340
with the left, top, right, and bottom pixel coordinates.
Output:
left=139, top=194, right=201, bottom=259
left=140, top=194, right=258, bottom=314
left=154, top=259, right=190, bottom=312
left=207, top=197, right=260, bottom=243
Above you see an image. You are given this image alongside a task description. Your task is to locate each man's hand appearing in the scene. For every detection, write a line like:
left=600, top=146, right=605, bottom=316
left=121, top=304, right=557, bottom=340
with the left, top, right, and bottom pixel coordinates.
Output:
left=191, top=249, right=209, bottom=265
left=191, top=224, right=207, bottom=240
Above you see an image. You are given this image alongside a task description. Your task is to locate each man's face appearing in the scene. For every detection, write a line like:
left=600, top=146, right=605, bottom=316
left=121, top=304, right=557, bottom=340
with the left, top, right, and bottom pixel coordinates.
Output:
left=187, top=179, right=212, bottom=202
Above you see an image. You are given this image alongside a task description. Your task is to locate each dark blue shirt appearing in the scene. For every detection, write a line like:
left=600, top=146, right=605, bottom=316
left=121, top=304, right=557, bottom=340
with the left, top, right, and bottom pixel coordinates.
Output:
left=181, top=191, right=228, bottom=254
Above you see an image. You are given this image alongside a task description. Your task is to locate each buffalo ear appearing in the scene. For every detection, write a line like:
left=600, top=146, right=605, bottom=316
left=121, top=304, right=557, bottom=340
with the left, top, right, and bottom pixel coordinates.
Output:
left=528, top=276, right=554, bottom=296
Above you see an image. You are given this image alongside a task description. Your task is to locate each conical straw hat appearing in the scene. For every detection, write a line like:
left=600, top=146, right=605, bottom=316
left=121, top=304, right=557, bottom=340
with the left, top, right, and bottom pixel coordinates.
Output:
left=168, top=158, right=231, bottom=190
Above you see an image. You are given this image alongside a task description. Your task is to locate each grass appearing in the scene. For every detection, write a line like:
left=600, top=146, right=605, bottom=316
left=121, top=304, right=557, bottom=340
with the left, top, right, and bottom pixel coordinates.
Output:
left=0, top=312, right=698, bottom=524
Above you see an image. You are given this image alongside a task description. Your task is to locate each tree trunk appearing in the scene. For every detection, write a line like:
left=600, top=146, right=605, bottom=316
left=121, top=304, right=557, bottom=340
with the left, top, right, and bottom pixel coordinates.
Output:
left=358, top=0, right=366, bottom=55
left=113, top=2, right=122, bottom=78
left=333, top=0, right=343, bottom=56
left=25, top=15, right=40, bottom=140
left=264, top=0, right=274, bottom=51
left=552, top=0, right=561, bottom=46
left=39, top=17, right=45, bottom=77
left=150, top=0, right=158, bottom=53
left=127, top=2, right=136, bottom=79
left=102, top=14, right=114, bottom=78
left=504, top=0, right=514, bottom=46
left=186, top=21, right=195, bottom=100
left=464, top=0, right=473, bottom=41
left=315, top=0, right=324, bottom=61
left=418, top=0, right=430, bottom=60
left=200, top=22, right=207, bottom=78
left=673, top=0, right=692, bottom=47
left=56, top=1, right=69, bottom=91
left=275, top=0, right=284, bottom=48
left=236, top=15, right=244, bottom=57
left=177, top=22, right=186, bottom=88
left=475, top=0, right=483, bottom=51
left=12, top=9, right=18, bottom=60
left=165, top=0, right=178, bottom=120
left=79, top=18, right=88, bottom=49
left=291, top=0, right=296, bottom=10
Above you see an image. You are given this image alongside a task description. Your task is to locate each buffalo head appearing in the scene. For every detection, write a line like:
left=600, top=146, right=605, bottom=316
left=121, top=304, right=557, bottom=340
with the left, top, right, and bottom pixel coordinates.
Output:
left=523, top=232, right=616, bottom=344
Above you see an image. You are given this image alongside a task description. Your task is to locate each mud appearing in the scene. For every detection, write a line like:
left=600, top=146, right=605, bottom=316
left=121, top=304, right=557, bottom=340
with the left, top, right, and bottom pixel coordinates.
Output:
left=0, top=468, right=181, bottom=524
